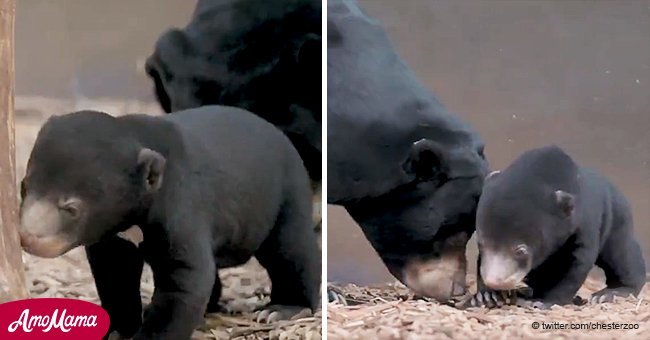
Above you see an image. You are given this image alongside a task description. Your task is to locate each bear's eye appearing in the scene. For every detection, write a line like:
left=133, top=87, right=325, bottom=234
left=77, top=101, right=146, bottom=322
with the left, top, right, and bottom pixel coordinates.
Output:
left=513, top=244, right=529, bottom=258
left=59, top=199, right=81, bottom=219
left=60, top=205, right=79, bottom=219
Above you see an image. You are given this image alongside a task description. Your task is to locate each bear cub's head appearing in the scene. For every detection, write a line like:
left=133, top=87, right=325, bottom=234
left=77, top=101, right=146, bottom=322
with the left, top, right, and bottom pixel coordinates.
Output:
left=475, top=169, right=577, bottom=291
left=19, top=111, right=166, bottom=258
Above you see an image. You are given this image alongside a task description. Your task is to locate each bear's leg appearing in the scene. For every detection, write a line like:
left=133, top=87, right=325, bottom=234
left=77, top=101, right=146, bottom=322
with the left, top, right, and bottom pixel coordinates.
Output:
left=254, top=188, right=321, bottom=323
left=86, top=236, right=144, bottom=339
left=535, top=244, right=597, bottom=306
left=593, top=225, right=646, bottom=303
left=205, top=274, right=225, bottom=314
left=135, top=230, right=216, bottom=340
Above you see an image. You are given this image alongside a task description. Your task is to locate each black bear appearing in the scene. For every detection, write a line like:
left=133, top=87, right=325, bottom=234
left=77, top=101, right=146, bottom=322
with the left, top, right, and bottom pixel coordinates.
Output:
left=18, top=106, right=321, bottom=339
left=145, top=0, right=322, bottom=186
left=469, top=145, right=646, bottom=308
left=327, top=0, right=487, bottom=302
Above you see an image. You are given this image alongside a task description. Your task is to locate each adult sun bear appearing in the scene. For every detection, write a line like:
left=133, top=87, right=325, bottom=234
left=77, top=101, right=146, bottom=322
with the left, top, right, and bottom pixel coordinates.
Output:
left=145, top=0, right=323, bottom=245
left=327, top=0, right=488, bottom=302
left=145, top=0, right=321, bottom=187
left=18, top=107, right=321, bottom=340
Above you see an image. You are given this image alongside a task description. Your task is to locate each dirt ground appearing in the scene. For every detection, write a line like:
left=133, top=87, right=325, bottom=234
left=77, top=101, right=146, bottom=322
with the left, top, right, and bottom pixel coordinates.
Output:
left=327, top=275, right=649, bottom=340
left=15, top=96, right=322, bottom=340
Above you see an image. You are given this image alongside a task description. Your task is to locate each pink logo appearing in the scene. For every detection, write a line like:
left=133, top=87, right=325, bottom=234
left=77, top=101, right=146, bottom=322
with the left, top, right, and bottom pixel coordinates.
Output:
left=0, top=298, right=110, bottom=339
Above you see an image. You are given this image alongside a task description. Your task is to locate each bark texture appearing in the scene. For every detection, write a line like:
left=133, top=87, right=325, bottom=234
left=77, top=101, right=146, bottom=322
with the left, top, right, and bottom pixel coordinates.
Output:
left=0, top=0, right=28, bottom=303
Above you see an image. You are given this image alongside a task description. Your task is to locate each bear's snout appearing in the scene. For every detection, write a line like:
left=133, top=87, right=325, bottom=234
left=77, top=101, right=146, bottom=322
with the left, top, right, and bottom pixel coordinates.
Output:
left=401, top=252, right=467, bottom=302
left=480, top=252, right=528, bottom=290
left=18, top=197, right=77, bottom=258
left=19, top=230, right=76, bottom=258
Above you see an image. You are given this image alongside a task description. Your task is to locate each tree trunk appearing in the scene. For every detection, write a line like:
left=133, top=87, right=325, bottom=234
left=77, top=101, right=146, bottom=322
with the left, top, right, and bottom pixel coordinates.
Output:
left=0, top=0, right=27, bottom=303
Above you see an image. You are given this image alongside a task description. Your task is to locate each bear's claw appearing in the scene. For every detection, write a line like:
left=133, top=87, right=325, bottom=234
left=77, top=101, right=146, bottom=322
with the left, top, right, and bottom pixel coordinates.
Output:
left=254, top=305, right=312, bottom=323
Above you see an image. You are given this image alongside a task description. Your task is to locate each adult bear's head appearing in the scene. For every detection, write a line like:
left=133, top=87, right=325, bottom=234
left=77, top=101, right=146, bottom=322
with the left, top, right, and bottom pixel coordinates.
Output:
left=145, top=0, right=321, bottom=182
left=328, top=0, right=488, bottom=302
left=343, top=138, right=487, bottom=302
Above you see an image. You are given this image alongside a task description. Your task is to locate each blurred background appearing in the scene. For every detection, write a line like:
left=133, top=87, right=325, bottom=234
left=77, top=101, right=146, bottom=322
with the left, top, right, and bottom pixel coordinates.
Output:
left=15, top=0, right=200, bottom=187
left=16, top=0, right=196, bottom=101
left=328, top=0, right=650, bottom=284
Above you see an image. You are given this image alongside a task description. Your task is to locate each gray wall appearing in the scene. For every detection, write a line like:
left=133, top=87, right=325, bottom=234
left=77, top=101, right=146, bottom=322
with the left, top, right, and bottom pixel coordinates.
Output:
left=16, top=0, right=197, bottom=100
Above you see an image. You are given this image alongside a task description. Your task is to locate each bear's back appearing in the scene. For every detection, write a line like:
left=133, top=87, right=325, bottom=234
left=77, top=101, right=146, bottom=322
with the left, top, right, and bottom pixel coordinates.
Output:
left=159, top=106, right=309, bottom=222
left=164, top=105, right=304, bottom=180
left=576, top=166, right=632, bottom=237
left=152, top=106, right=311, bottom=249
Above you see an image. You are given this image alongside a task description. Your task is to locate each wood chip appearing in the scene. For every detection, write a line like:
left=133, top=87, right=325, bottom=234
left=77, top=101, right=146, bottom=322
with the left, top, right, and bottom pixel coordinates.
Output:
left=328, top=276, right=650, bottom=339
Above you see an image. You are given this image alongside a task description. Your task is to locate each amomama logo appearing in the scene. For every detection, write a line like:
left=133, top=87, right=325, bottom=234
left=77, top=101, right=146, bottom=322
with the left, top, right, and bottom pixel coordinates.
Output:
left=0, top=298, right=110, bottom=339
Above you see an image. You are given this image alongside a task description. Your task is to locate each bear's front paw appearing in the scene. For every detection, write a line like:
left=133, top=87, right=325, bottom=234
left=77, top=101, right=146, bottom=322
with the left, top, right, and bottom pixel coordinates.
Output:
left=327, top=287, right=348, bottom=306
left=254, top=305, right=312, bottom=323
left=590, top=288, right=635, bottom=304
left=462, top=289, right=516, bottom=308
left=572, top=295, right=588, bottom=305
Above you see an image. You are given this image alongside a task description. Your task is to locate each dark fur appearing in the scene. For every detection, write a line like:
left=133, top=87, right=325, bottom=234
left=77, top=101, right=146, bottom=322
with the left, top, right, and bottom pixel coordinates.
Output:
left=476, top=145, right=646, bottom=305
left=327, top=0, right=487, bottom=300
left=22, top=107, right=320, bottom=339
left=145, top=0, right=321, bottom=184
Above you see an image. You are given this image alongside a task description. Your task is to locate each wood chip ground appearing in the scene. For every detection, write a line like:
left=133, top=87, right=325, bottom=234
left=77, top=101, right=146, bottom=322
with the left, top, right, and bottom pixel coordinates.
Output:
left=327, top=276, right=649, bottom=340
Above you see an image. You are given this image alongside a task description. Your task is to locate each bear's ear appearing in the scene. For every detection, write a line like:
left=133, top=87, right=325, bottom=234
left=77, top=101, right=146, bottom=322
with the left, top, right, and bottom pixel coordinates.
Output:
left=402, top=139, right=445, bottom=181
left=145, top=58, right=173, bottom=113
left=138, top=148, right=166, bottom=193
left=145, top=29, right=193, bottom=114
left=554, top=190, right=574, bottom=217
left=145, top=29, right=194, bottom=79
left=294, top=33, right=321, bottom=68
left=485, top=170, right=501, bottom=181
left=158, top=28, right=194, bottom=59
